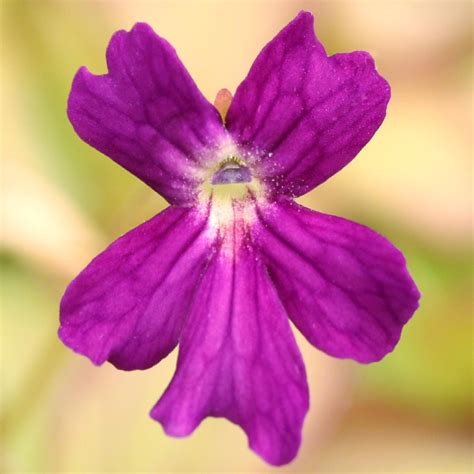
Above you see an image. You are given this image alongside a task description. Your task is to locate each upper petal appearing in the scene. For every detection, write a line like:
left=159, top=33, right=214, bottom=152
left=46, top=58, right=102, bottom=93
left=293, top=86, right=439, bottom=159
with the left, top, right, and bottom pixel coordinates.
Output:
left=68, top=23, right=226, bottom=205
left=226, top=11, right=390, bottom=198
left=253, top=199, right=420, bottom=363
left=59, top=205, right=215, bottom=370
left=151, top=228, right=309, bottom=466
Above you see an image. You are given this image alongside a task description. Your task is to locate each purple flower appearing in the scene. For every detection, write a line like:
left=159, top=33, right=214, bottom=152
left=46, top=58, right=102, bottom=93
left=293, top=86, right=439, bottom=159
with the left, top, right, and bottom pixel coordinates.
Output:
left=59, top=11, right=420, bottom=466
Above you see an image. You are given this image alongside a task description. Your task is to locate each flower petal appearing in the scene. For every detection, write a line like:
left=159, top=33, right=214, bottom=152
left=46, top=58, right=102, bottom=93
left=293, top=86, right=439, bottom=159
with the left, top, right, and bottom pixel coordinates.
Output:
left=59, top=205, right=215, bottom=370
left=151, top=238, right=309, bottom=466
left=68, top=23, right=226, bottom=205
left=254, top=199, right=420, bottom=363
left=226, top=11, right=390, bottom=198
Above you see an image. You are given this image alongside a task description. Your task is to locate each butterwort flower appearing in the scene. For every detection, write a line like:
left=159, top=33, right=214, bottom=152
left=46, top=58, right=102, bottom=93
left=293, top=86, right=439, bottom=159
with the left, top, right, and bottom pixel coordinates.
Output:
left=59, top=11, right=420, bottom=465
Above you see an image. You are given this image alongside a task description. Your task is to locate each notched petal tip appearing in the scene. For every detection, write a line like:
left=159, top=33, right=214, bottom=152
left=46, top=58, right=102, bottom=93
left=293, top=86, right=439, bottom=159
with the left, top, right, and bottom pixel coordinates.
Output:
left=130, top=21, right=155, bottom=34
left=150, top=408, right=196, bottom=438
left=227, top=9, right=390, bottom=198
left=254, top=200, right=420, bottom=364
left=149, top=243, right=309, bottom=466
left=67, top=66, right=97, bottom=123
left=292, top=10, right=315, bottom=27
left=57, top=325, right=104, bottom=366
left=281, top=9, right=321, bottom=51
left=151, top=412, right=303, bottom=466
left=67, top=20, right=227, bottom=205
left=58, top=207, right=216, bottom=372
left=331, top=49, right=391, bottom=97
left=104, top=22, right=161, bottom=76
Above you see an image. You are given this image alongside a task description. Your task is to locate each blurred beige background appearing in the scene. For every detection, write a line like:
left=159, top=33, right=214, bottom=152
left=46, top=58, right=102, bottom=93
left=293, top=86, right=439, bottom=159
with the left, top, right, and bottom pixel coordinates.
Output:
left=1, top=1, right=472, bottom=472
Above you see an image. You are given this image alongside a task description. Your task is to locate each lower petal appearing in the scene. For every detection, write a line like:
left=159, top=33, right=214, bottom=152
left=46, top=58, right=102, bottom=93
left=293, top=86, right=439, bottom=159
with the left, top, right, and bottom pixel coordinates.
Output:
left=59, top=205, right=214, bottom=370
left=151, top=235, right=309, bottom=466
left=254, top=199, right=420, bottom=363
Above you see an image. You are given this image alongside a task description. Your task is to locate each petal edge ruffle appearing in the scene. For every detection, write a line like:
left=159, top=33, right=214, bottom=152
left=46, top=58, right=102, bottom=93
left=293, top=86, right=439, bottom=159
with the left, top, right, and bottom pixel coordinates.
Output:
left=151, top=229, right=309, bottom=466
left=59, top=205, right=215, bottom=370
left=68, top=23, right=226, bottom=205
left=253, top=199, right=420, bottom=363
left=226, top=11, right=390, bottom=198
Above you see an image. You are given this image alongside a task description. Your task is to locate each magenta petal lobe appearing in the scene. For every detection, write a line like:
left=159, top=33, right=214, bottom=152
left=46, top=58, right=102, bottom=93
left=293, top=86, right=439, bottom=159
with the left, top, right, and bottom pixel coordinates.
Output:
left=68, top=23, right=226, bottom=205
left=59, top=206, right=215, bottom=370
left=151, top=239, right=309, bottom=466
left=58, top=10, right=421, bottom=467
left=226, top=11, right=390, bottom=197
left=254, top=199, right=420, bottom=363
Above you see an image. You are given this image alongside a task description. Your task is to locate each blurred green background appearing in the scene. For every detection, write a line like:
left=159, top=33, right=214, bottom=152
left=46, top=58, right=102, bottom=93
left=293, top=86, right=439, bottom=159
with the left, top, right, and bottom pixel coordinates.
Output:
left=1, top=1, right=472, bottom=472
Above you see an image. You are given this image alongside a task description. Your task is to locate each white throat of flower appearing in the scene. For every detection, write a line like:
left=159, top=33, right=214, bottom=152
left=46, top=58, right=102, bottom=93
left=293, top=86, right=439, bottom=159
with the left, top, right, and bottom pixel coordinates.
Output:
left=198, top=145, right=264, bottom=243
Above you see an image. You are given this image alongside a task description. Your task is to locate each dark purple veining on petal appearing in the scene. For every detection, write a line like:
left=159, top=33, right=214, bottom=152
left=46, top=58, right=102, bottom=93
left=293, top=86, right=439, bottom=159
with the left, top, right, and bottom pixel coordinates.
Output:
left=68, top=23, right=227, bottom=205
left=151, top=216, right=308, bottom=466
left=253, top=199, right=420, bottom=363
left=59, top=10, right=420, bottom=468
left=226, top=11, right=390, bottom=198
left=59, top=205, right=216, bottom=370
